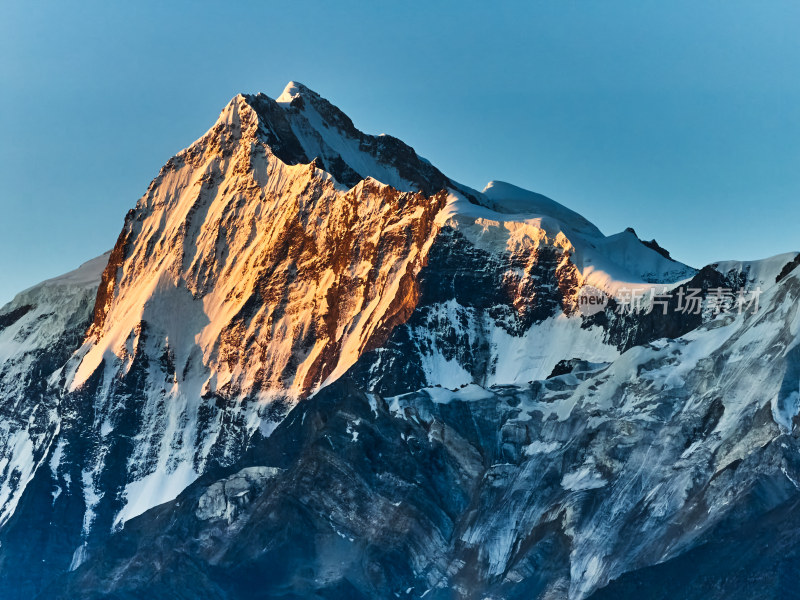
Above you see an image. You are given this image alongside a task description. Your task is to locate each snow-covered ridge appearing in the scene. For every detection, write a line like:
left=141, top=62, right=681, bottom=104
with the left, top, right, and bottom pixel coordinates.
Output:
left=164, top=83, right=700, bottom=295
left=440, top=187, right=697, bottom=296
left=0, top=251, right=108, bottom=375
left=0, top=252, right=106, bottom=529
left=258, top=83, right=698, bottom=292
left=712, top=251, right=800, bottom=289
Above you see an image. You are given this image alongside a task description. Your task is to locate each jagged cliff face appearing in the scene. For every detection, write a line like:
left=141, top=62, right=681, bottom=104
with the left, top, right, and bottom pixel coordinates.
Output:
left=0, top=82, right=798, bottom=600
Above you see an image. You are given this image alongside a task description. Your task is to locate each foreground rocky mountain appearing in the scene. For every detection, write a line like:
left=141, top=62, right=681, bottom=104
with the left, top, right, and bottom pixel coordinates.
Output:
left=0, top=82, right=798, bottom=599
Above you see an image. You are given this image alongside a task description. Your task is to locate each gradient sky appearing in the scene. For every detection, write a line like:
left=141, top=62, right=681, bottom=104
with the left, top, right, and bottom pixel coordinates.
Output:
left=1, top=1, right=798, bottom=304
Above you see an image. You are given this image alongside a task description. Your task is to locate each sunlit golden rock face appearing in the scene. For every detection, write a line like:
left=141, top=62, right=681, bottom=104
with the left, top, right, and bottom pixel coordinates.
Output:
left=82, top=94, right=451, bottom=401
left=80, top=89, right=595, bottom=406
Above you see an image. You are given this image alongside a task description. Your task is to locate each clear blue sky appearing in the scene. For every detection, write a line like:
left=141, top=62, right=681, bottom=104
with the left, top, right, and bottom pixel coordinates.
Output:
left=1, top=1, right=798, bottom=304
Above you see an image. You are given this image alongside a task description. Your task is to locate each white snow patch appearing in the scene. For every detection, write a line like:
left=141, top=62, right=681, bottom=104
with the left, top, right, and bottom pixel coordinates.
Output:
left=114, top=461, right=198, bottom=527
left=561, top=465, right=607, bottom=491
left=524, top=440, right=561, bottom=456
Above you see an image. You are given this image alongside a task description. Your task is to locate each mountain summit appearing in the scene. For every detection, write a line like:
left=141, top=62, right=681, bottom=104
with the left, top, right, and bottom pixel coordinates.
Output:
left=0, top=83, right=798, bottom=599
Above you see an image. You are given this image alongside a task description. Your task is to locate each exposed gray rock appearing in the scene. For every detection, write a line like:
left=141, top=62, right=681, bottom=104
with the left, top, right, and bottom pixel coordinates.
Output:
left=196, top=466, right=281, bottom=523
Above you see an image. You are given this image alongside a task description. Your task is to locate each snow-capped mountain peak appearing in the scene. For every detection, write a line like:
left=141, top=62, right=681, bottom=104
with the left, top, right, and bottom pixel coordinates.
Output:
left=243, top=82, right=452, bottom=194
left=1, top=82, right=799, bottom=600
left=275, top=80, right=305, bottom=105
